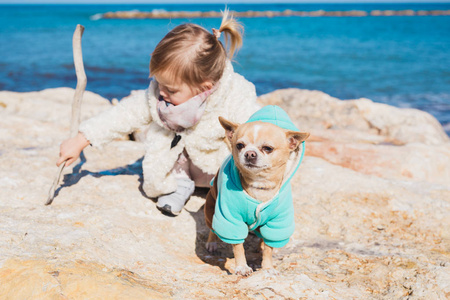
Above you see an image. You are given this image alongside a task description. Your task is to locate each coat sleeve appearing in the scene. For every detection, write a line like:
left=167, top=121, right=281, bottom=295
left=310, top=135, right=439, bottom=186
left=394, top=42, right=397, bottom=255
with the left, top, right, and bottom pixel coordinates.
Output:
left=79, top=89, right=152, bottom=147
left=229, top=73, right=261, bottom=124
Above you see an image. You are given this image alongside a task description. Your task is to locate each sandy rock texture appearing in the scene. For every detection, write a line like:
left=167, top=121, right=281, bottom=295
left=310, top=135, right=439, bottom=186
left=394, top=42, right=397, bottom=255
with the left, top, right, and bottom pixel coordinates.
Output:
left=1, top=88, right=449, bottom=299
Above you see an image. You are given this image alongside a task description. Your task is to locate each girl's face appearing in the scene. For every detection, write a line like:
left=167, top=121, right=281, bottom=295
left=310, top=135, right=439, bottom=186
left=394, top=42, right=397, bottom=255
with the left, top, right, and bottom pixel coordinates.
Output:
left=155, top=72, right=212, bottom=106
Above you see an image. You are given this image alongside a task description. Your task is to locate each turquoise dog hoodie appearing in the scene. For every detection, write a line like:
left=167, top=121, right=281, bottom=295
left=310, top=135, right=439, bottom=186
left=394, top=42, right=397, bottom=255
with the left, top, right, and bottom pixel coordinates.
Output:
left=211, top=105, right=305, bottom=248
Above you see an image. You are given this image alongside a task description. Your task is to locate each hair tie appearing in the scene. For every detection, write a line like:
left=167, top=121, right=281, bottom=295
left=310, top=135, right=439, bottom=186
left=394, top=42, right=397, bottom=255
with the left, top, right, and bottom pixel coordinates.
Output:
left=212, top=28, right=221, bottom=39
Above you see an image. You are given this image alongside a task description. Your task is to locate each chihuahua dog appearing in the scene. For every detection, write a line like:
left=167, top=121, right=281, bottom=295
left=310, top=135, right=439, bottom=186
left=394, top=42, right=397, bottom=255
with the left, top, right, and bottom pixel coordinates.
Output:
left=204, top=105, right=309, bottom=276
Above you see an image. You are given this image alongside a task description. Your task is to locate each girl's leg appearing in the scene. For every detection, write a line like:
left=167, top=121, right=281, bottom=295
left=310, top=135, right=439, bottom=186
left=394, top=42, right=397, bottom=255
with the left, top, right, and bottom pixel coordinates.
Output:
left=188, top=159, right=214, bottom=188
left=172, top=150, right=191, bottom=179
left=156, top=150, right=195, bottom=216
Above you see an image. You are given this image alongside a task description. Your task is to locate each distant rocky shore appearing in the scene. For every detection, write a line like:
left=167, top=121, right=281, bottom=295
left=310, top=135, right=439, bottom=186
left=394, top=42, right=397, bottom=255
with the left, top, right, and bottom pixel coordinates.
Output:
left=98, top=9, right=450, bottom=19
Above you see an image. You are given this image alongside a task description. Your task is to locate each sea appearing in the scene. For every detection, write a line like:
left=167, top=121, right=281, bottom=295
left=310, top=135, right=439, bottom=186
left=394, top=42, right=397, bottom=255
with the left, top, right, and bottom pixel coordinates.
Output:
left=0, top=3, right=449, bottom=134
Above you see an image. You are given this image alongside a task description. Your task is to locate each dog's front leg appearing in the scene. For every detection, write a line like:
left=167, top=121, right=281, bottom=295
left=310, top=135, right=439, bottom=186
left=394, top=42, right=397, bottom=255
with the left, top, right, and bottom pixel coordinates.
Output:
left=233, top=243, right=253, bottom=276
left=261, top=242, right=279, bottom=277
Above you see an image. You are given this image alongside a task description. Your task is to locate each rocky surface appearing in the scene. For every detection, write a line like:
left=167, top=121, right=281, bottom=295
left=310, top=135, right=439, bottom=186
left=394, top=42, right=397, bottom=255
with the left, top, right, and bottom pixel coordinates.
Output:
left=0, top=87, right=449, bottom=299
left=99, top=9, right=450, bottom=20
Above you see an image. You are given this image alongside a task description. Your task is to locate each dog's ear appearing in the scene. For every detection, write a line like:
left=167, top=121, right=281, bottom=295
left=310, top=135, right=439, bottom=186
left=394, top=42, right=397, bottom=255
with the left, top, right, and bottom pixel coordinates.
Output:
left=286, top=131, right=310, bottom=151
left=219, top=117, right=240, bottom=143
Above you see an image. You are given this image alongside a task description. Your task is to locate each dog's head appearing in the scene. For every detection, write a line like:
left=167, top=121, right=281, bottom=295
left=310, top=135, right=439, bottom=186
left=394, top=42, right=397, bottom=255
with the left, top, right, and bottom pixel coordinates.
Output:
left=219, top=117, right=310, bottom=177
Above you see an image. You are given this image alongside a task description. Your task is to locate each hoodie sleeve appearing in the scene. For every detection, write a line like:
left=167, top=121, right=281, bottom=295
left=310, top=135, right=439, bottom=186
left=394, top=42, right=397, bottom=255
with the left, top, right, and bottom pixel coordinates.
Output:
left=204, top=171, right=219, bottom=230
left=211, top=158, right=249, bottom=245
left=79, top=89, right=152, bottom=147
left=259, top=198, right=295, bottom=248
left=212, top=195, right=249, bottom=245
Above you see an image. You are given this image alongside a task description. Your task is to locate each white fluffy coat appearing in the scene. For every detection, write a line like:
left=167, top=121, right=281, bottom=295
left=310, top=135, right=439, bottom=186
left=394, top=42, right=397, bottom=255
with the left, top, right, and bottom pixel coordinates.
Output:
left=79, top=61, right=259, bottom=197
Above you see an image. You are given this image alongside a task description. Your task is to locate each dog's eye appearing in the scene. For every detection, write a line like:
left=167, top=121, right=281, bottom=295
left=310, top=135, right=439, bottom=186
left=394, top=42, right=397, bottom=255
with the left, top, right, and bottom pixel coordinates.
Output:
left=262, top=146, right=273, bottom=154
left=236, top=143, right=245, bottom=150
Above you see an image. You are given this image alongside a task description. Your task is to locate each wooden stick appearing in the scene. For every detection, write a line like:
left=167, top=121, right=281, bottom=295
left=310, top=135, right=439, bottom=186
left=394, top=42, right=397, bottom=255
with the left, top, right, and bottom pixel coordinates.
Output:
left=46, top=24, right=87, bottom=205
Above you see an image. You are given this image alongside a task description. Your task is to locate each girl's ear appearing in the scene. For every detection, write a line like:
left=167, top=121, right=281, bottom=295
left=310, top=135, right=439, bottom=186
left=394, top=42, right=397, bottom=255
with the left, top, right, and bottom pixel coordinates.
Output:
left=201, top=81, right=213, bottom=91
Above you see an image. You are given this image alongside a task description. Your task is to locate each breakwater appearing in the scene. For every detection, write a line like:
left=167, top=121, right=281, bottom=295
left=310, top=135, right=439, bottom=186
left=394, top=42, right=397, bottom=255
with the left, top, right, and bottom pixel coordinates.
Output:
left=99, top=9, right=450, bottom=19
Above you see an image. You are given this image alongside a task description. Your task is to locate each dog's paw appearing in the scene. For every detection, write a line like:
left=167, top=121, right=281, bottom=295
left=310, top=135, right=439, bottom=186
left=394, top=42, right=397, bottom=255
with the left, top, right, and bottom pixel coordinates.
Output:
left=263, top=268, right=279, bottom=278
left=205, top=241, right=218, bottom=253
left=235, top=265, right=253, bottom=277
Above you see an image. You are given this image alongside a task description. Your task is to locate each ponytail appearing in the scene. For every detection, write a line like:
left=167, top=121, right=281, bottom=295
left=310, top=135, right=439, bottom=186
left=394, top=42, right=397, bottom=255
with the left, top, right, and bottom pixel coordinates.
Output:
left=215, top=9, right=243, bottom=59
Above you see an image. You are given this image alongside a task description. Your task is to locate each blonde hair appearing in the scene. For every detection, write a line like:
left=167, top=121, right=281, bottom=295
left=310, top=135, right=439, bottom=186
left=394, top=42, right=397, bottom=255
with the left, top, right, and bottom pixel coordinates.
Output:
left=150, top=9, right=243, bottom=90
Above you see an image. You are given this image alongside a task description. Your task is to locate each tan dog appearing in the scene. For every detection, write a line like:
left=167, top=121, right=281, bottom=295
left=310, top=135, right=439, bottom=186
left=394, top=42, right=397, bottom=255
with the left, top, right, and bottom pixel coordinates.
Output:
left=204, top=105, right=309, bottom=276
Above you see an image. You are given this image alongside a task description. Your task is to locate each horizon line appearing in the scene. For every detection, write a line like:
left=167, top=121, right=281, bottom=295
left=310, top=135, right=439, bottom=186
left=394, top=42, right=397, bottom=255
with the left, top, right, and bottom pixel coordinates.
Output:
left=1, top=1, right=450, bottom=4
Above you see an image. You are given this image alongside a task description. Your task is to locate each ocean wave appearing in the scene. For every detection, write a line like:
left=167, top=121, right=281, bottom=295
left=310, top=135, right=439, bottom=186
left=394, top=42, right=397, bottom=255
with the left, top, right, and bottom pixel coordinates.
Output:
left=442, top=122, right=450, bottom=133
left=372, top=93, right=450, bottom=107
left=90, top=13, right=103, bottom=21
left=151, top=9, right=168, bottom=14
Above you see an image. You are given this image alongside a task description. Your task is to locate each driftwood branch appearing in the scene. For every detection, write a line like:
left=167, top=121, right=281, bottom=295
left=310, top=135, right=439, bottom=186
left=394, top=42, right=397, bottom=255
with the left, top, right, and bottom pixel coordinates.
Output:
left=46, top=24, right=87, bottom=205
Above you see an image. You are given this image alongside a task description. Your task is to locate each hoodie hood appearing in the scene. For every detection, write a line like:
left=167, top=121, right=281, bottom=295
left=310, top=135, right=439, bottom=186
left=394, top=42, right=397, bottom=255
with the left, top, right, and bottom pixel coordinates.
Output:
left=246, top=105, right=300, bottom=131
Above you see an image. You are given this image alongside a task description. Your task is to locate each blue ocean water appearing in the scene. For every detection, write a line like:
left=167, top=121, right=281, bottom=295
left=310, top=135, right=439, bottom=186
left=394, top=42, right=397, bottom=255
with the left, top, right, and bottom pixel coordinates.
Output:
left=0, top=3, right=449, bottom=134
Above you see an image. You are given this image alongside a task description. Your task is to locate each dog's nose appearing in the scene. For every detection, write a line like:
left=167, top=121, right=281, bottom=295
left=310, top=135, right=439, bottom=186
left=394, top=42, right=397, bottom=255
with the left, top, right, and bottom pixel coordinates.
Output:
left=245, top=150, right=257, bottom=161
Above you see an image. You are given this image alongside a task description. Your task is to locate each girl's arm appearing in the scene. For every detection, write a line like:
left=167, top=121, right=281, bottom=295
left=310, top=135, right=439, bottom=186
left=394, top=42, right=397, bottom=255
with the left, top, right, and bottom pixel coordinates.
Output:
left=56, top=132, right=90, bottom=167
left=56, top=87, right=152, bottom=167
left=79, top=89, right=151, bottom=147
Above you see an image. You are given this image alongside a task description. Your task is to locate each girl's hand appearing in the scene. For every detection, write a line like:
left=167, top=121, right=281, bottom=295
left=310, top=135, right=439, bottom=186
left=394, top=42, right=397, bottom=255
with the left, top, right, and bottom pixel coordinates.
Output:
left=56, top=132, right=90, bottom=167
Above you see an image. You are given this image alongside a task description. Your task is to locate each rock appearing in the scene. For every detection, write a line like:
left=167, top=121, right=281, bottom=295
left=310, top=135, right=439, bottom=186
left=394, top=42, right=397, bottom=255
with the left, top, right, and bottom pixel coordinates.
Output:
left=305, top=141, right=450, bottom=184
left=0, top=259, right=171, bottom=299
left=257, top=89, right=450, bottom=185
left=99, top=9, right=450, bottom=20
left=257, top=88, right=449, bottom=145
left=0, top=87, right=112, bottom=129
left=0, top=88, right=449, bottom=299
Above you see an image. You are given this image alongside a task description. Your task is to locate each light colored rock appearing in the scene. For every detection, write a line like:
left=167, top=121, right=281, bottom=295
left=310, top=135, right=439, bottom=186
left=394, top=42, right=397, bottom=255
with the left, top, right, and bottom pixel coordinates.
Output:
left=258, top=88, right=449, bottom=145
left=257, top=88, right=450, bottom=185
left=353, top=98, right=448, bottom=145
left=1, top=88, right=449, bottom=299
left=0, top=259, right=171, bottom=299
left=306, top=141, right=450, bottom=184
left=99, top=9, right=450, bottom=20
left=0, top=87, right=112, bottom=127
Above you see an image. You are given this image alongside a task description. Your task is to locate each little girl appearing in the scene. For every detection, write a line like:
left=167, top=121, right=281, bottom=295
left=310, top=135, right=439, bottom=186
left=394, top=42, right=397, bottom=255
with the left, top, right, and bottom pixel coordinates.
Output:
left=57, top=10, right=259, bottom=216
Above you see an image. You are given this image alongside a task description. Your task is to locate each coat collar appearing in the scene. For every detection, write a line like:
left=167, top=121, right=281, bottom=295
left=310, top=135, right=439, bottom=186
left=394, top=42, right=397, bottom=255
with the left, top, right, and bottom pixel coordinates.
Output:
left=147, top=60, right=234, bottom=130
